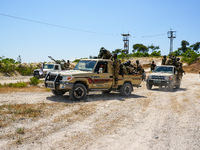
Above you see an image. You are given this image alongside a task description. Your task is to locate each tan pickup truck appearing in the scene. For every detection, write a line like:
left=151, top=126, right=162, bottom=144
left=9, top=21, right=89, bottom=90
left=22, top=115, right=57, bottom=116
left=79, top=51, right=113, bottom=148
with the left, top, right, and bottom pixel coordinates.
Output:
left=45, top=59, right=142, bottom=100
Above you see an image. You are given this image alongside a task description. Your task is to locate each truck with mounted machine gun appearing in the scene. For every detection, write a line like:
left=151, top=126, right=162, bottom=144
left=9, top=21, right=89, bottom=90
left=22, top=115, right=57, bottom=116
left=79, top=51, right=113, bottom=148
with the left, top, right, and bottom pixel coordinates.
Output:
left=44, top=58, right=142, bottom=100
left=33, top=56, right=70, bottom=79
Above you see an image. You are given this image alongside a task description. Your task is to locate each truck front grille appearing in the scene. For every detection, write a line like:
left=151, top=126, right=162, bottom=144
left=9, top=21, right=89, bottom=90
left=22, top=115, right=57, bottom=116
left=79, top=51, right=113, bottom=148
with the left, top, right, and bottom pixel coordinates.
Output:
left=151, top=75, right=165, bottom=80
left=47, top=74, right=62, bottom=81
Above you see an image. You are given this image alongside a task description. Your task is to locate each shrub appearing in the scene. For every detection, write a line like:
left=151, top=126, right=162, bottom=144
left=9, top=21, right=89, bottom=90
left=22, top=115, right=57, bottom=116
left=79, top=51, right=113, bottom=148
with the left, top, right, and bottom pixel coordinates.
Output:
left=30, top=77, right=40, bottom=85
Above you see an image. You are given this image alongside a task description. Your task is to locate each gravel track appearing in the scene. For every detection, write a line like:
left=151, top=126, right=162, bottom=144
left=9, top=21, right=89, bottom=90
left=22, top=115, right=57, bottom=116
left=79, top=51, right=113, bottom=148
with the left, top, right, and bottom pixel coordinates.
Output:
left=0, top=73, right=200, bottom=150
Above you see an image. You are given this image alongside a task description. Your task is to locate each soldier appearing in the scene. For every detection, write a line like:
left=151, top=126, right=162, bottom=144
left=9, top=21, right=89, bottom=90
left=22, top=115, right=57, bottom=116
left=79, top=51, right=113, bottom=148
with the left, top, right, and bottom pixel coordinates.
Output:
left=98, top=47, right=112, bottom=59
left=136, top=60, right=142, bottom=75
left=178, top=63, right=186, bottom=79
left=64, top=60, right=70, bottom=69
left=112, top=53, right=120, bottom=88
left=166, top=56, right=173, bottom=65
left=126, top=60, right=133, bottom=74
left=161, top=55, right=167, bottom=65
left=150, top=61, right=156, bottom=71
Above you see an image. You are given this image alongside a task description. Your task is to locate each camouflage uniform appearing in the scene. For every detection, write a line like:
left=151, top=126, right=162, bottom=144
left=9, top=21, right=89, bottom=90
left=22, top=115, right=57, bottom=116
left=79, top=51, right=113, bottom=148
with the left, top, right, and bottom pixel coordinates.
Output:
left=136, top=60, right=142, bottom=75
left=161, top=58, right=167, bottom=65
left=126, top=66, right=133, bottom=74
left=150, top=61, right=156, bottom=71
left=102, top=50, right=112, bottom=59
left=98, top=47, right=112, bottom=59
left=112, top=57, right=120, bottom=88
left=166, top=58, right=173, bottom=65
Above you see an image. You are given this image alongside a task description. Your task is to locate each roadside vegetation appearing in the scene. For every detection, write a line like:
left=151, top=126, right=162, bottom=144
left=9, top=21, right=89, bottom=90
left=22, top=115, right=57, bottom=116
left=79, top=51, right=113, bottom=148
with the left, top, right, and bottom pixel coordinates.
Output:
left=0, top=40, right=199, bottom=77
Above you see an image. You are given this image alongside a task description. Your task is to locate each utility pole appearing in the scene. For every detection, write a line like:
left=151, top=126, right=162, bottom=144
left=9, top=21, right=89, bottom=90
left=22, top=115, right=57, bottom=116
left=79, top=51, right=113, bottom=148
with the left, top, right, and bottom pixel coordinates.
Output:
left=121, top=33, right=130, bottom=54
left=167, top=29, right=176, bottom=54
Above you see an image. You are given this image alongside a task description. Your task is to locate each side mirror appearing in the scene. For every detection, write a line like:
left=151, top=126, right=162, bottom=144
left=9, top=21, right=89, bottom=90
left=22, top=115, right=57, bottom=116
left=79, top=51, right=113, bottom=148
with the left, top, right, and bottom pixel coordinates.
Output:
left=98, top=68, right=102, bottom=74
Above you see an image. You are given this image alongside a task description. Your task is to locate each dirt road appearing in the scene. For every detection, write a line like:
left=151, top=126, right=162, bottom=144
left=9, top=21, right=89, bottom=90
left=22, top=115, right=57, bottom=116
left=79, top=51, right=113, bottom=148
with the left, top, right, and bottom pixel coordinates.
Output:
left=0, top=73, right=200, bottom=150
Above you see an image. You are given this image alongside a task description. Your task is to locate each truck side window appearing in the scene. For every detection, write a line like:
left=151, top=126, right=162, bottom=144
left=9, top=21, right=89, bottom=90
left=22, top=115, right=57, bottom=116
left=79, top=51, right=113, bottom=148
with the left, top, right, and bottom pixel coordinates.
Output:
left=94, top=61, right=108, bottom=73
left=55, top=65, right=59, bottom=70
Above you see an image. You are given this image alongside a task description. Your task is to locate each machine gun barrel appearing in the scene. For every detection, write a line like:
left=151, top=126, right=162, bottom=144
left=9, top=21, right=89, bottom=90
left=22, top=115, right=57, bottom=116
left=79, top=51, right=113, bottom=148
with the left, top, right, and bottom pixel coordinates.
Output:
left=48, top=56, right=59, bottom=64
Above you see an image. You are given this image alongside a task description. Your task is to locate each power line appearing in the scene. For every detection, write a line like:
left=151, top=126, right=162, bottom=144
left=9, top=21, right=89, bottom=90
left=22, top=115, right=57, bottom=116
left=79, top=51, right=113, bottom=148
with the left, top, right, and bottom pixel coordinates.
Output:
left=0, top=13, right=166, bottom=38
left=0, top=13, right=112, bottom=35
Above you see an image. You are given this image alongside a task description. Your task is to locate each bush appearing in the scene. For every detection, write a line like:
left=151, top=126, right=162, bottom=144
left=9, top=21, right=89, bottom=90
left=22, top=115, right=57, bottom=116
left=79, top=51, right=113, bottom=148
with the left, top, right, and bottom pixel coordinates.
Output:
left=181, top=50, right=200, bottom=65
left=30, top=77, right=40, bottom=85
left=150, top=51, right=161, bottom=57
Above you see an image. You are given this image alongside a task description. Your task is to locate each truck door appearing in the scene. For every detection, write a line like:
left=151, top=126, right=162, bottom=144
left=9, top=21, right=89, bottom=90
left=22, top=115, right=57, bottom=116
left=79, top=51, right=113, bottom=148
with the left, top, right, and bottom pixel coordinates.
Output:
left=92, top=61, right=113, bottom=89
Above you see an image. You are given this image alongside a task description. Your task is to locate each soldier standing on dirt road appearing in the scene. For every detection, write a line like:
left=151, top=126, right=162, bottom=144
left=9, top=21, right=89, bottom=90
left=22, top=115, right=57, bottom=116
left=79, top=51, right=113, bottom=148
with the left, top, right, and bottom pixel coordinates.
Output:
left=112, top=53, right=120, bottom=89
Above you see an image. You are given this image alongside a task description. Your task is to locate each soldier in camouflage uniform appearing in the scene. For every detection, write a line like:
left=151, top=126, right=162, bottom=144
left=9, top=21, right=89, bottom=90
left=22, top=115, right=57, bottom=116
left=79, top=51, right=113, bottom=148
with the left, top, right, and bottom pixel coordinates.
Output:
left=150, top=61, right=156, bottom=71
left=112, top=53, right=120, bottom=88
left=177, top=63, right=185, bottom=79
left=136, top=60, right=142, bottom=75
left=166, top=56, right=173, bottom=65
left=98, top=47, right=112, bottom=59
left=161, top=55, right=167, bottom=65
left=126, top=60, right=133, bottom=74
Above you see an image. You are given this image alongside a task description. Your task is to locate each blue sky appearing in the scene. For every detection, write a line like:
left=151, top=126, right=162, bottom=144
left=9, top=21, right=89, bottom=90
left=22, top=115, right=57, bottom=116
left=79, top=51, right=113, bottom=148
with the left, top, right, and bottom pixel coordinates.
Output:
left=0, top=0, right=200, bottom=63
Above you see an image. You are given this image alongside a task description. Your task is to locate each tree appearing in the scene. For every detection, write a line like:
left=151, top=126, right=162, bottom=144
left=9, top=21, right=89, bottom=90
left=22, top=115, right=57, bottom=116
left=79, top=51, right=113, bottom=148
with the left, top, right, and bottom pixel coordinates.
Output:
left=190, top=42, right=200, bottom=52
left=148, top=44, right=160, bottom=53
left=178, top=40, right=190, bottom=53
left=132, top=44, right=148, bottom=53
left=112, top=49, right=122, bottom=54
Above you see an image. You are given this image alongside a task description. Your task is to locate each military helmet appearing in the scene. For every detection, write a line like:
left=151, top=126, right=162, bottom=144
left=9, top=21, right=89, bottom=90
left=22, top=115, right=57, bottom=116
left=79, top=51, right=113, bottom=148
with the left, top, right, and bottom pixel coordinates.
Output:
left=113, top=53, right=117, bottom=58
left=136, top=60, right=139, bottom=64
left=127, top=60, right=131, bottom=65
left=177, top=58, right=180, bottom=61
left=163, top=55, right=166, bottom=58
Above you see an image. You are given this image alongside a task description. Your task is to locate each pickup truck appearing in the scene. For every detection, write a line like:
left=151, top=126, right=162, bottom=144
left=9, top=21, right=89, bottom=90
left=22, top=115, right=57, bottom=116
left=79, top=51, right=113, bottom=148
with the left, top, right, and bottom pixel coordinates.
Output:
left=33, top=64, right=63, bottom=79
left=146, top=65, right=181, bottom=90
left=44, top=59, right=142, bottom=100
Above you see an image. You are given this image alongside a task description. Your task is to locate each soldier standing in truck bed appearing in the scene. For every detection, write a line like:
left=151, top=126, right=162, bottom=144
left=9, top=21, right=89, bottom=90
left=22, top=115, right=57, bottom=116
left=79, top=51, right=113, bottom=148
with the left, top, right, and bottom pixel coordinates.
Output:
left=98, top=47, right=112, bottom=59
left=150, top=61, right=156, bottom=71
left=112, top=53, right=120, bottom=88
left=161, top=55, right=167, bottom=65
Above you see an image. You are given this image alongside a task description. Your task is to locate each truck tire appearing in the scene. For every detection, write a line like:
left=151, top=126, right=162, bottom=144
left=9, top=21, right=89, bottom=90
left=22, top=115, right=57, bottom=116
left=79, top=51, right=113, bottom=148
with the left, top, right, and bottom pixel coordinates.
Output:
left=120, top=83, right=132, bottom=96
left=146, top=82, right=152, bottom=90
left=51, top=90, right=66, bottom=96
left=167, top=83, right=173, bottom=91
left=175, top=80, right=181, bottom=89
left=69, top=83, right=87, bottom=100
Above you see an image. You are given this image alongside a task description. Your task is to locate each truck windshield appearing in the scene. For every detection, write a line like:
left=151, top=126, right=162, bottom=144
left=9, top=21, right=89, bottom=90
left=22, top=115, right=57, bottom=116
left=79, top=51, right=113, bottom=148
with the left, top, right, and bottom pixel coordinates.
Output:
left=154, top=66, right=173, bottom=73
left=74, top=60, right=97, bottom=71
left=43, top=64, right=54, bottom=69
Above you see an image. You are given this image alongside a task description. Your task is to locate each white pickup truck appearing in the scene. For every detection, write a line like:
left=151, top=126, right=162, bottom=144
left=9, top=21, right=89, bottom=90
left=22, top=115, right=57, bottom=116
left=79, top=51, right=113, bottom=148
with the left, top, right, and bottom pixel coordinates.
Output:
left=33, top=64, right=62, bottom=79
left=146, top=65, right=181, bottom=90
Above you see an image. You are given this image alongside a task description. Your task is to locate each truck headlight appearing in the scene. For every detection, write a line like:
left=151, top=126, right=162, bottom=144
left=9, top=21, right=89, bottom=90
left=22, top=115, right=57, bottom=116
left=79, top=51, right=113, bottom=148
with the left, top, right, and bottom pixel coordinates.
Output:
left=62, top=75, right=73, bottom=81
left=147, top=75, right=152, bottom=79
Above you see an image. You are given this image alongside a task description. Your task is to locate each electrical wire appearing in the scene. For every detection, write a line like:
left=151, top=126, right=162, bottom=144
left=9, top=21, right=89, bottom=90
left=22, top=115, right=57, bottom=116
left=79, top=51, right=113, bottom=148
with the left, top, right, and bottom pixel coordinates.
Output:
left=0, top=13, right=166, bottom=38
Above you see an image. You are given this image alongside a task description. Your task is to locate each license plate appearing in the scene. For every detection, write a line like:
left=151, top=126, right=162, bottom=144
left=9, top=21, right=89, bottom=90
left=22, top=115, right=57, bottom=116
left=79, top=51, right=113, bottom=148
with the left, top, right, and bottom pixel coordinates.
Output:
left=154, top=80, right=161, bottom=83
left=47, top=83, right=54, bottom=88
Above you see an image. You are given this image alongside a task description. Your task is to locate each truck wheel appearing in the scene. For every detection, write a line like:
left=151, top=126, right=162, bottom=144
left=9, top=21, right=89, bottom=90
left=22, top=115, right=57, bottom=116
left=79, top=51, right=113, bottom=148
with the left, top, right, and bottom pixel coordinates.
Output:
left=120, top=83, right=132, bottom=96
left=146, top=82, right=152, bottom=90
left=175, top=80, right=181, bottom=89
left=69, top=83, right=87, bottom=100
left=51, top=90, right=66, bottom=96
left=167, top=83, right=173, bottom=91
